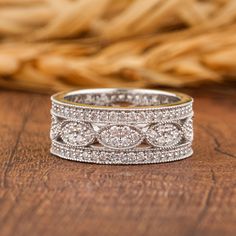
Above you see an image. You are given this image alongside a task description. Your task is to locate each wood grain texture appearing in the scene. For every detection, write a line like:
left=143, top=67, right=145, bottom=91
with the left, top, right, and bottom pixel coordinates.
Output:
left=0, top=88, right=235, bottom=236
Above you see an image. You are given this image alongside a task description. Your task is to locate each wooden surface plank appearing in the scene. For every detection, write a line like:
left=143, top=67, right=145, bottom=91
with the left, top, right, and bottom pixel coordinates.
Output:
left=0, top=89, right=235, bottom=236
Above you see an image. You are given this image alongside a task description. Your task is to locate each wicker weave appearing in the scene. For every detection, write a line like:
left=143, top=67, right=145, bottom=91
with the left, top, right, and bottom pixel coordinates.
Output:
left=0, top=0, right=236, bottom=92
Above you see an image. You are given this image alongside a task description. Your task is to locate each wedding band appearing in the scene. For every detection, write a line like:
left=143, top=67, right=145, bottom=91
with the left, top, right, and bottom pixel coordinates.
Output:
left=50, top=88, right=194, bottom=164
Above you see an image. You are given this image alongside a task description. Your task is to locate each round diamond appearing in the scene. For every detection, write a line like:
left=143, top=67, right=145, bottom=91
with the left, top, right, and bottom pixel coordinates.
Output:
left=98, top=125, right=143, bottom=149
left=146, top=123, right=182, bottom=148
left=61, top=121, right=95, bottom=146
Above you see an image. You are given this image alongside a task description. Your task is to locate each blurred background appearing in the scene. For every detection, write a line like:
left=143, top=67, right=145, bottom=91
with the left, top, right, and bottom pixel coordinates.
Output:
left=0, top=0, right=236, bottom=93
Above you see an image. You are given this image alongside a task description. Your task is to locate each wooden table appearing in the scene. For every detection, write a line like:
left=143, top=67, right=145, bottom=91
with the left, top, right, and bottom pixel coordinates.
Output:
left=0, top=88, right=235, bottom=236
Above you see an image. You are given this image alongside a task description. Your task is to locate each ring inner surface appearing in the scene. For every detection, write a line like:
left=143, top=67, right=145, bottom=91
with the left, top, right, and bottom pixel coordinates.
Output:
left=63, top=89, right=181, bottom=107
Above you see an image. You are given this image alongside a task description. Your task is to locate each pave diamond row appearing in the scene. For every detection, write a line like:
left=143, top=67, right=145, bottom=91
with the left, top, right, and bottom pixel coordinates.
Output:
left=65, top=92, right=180, bottom=106
left=51, top=102, right=193, bottom=124
left=51, top=141, right=193, bottom=164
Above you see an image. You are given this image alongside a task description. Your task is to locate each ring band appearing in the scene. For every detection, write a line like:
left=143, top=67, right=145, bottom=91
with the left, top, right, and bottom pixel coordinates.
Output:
left=50, top=88, right=194, bottom=164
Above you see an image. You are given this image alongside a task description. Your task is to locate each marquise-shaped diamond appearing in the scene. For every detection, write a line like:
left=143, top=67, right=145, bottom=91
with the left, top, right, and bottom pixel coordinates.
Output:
left=60, top=121, right=95, bottom=146
left=50, top=115, right=61, bottom=140
left=146, top=123, right=182, bottom=148
left=182, top=117, right=193, bottom=141
left=98, top=125, right=143, bottom=149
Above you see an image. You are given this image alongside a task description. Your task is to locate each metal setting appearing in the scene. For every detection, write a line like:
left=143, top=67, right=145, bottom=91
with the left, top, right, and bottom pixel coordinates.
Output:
left=50, top=88, right=194, bottom=164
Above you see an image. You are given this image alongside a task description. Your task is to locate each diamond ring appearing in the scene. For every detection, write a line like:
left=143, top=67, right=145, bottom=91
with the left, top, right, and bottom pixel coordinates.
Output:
left=50, top=88, right=194, bottom=164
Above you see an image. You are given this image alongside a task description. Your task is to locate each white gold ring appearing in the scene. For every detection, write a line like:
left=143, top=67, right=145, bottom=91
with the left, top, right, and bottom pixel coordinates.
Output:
left=50, top=88, right=194, bottom=164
